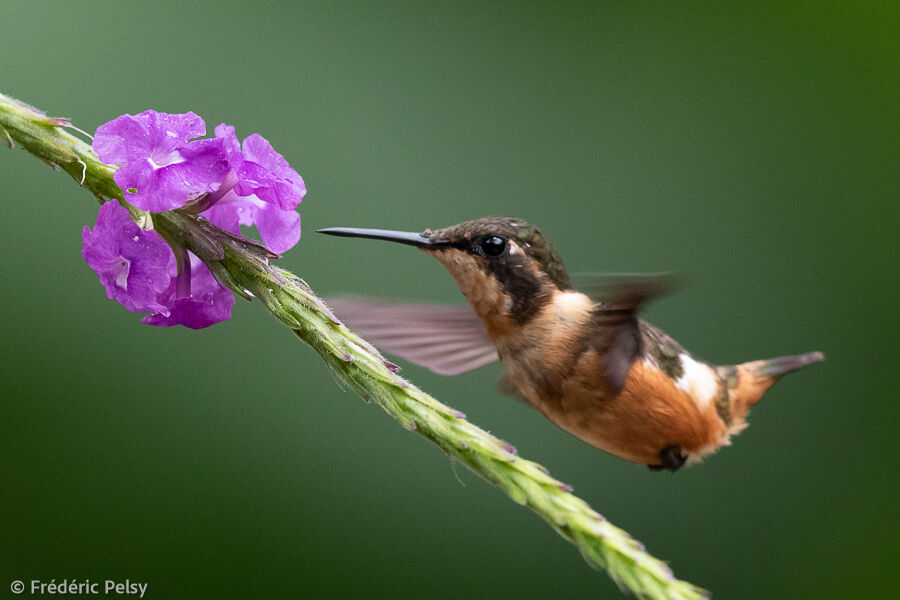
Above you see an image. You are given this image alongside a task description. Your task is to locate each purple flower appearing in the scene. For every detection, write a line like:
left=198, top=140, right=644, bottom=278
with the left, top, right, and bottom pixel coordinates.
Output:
left=93, top=111, right=230, bottom=213
left=83, top=202, right=234, bottom=329
left=81, top=202, right=172, bottom=315
left=230, top=128, right=306, bottom=211
left=85, top=110, right=307, bottom=329
left=141, top=254, right=235, bottom=329
left=198, top=124, right=305, bottom=253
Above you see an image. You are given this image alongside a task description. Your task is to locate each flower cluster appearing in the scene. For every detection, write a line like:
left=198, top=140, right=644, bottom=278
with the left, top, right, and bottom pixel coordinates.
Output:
left=81, top=110, right=305, bottom=328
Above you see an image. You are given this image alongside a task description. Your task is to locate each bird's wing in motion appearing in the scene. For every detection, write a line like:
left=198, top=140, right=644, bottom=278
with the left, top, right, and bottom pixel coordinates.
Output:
left=582, top=274, right=678, bottom=395
left=327, top=297, right=499, bottom=376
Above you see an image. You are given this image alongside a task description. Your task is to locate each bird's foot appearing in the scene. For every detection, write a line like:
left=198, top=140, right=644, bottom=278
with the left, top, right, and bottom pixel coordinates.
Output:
left=647, top=444, right=687, bottom=472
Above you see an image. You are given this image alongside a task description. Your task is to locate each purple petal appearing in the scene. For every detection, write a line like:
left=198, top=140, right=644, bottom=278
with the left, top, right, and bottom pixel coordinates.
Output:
left=81, top=202, right=172, bottom=315
left=234, top=133, right=306, bottom=210
left=254, top=200, right=301, bottom=254
left=214, top=123, right=243, bottom=162
left=142, top=110, right=206, bottom=153
left=200, top=198, right=241, bottom=235
left=94, top=110, right=205, bottom=165
left=200, top=192, right=301, bottom=254
left=177, top=137, right=232, bottom=189
left=94, top=114, right=153, bottom=164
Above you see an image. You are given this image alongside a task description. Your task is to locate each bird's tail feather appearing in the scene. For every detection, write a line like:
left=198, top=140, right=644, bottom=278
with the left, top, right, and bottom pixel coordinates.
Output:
left=729, top=351, right=824, bottom=410
left=743, top=351, right=824, bottom=379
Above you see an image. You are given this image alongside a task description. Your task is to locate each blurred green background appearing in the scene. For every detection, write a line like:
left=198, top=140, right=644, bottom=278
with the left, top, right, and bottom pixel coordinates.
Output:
left=2, top=2, right=898, bottom=598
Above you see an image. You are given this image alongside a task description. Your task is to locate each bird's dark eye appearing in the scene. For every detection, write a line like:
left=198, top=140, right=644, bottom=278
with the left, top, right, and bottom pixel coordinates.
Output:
left=478, top=235, right=507, bottom=257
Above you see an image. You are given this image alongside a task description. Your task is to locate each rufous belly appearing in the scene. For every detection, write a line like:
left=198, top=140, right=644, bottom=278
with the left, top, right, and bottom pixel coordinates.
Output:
left=532, top=359, right=728, bottom=466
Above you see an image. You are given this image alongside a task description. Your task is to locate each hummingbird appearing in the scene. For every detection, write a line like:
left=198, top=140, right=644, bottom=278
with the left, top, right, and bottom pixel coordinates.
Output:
left=318, top=217, right=823, bottom=472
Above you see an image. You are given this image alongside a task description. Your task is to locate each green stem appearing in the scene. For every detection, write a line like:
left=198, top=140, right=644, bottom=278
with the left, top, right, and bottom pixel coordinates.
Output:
left=0, top=91, right=708, bottom=600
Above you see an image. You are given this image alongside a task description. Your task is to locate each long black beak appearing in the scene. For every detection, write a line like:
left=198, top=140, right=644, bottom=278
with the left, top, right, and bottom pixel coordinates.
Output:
left=317, top=227, right=447, bottom=248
